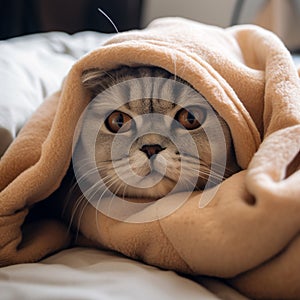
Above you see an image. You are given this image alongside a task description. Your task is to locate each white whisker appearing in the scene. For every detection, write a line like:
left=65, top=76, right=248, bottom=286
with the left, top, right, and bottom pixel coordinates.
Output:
left=97, top=8, right=119, bottom=33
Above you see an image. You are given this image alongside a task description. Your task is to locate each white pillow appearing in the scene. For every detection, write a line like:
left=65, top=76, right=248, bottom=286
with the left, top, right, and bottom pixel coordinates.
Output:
left=0, top=31, right=113, bottom=156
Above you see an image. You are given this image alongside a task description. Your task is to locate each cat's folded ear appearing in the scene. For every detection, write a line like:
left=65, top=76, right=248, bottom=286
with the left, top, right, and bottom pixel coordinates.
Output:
left=81, top=68, right=106, bottom=86
left=81, top=68, right=108, bottom=97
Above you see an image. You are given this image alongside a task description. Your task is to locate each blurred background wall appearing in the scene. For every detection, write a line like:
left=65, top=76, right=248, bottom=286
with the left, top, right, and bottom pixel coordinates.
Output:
left=0, top=0, right=144, bottom=39
left=142, top=0, right=263, bottom=27
left=143, top=0, right=300, bottom=51
left=0, top=0, right=299, bottom=51
left=0, top=0, right=263, bottom=39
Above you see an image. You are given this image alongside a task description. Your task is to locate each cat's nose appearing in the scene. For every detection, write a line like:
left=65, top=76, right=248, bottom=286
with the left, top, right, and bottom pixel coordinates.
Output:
left=140, top=144, right=164, bottom=159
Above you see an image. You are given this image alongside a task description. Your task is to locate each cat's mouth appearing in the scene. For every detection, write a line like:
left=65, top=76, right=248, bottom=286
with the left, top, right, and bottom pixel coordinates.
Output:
left=130, top=152, right=179, bottom=183
left=100, top=151, right=194, bottom=199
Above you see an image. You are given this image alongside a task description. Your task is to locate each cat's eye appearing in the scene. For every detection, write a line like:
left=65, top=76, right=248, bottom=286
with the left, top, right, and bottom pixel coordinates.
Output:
left=105, top=111, right=132, bottom=133
left=176, top=107, right=205, bottom=130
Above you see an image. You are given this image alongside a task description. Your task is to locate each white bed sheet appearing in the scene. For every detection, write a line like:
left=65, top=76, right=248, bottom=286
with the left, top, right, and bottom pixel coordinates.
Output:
left=0, top=247, right=221, bottom=300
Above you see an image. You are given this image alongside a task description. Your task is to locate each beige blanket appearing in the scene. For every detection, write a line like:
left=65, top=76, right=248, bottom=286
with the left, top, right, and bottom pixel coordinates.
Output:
left=0, top=18, right=300, bottom=299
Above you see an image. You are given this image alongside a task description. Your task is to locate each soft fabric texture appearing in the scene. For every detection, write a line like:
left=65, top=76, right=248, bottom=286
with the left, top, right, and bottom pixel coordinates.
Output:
left=0, top=18, right=300, bottom=299
left=2, top=247, right=231, bottom=300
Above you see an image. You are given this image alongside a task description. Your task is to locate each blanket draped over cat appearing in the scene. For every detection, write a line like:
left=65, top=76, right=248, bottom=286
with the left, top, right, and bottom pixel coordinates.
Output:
left=0, top=18, right=300, bottom=299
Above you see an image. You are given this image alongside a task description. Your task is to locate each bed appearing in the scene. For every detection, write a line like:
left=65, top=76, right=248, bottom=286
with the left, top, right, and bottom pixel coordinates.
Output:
left=0, top=30, right=252, bottom=300
left=0, top=26, right=300, bottom=300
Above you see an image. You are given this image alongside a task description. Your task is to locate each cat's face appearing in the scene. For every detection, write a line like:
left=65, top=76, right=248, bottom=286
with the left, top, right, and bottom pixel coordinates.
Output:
left=75, top=67, right=240, bottom=200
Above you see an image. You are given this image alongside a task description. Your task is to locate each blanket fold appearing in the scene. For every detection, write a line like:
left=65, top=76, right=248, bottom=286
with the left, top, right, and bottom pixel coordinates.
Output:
left=0, top=18, right=300, bottom=299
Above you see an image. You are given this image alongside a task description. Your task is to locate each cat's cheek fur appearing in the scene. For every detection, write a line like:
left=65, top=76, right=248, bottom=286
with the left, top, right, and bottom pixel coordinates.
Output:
left=128, top=150, right=151, bottom=177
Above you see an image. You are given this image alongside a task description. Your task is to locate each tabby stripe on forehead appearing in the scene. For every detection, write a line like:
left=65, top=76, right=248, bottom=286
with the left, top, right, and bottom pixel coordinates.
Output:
left=163, top=67, right=177, bottom=108
left=127, top=74, right=151, bottom=113
left=152, top=69, right=175, bottom=109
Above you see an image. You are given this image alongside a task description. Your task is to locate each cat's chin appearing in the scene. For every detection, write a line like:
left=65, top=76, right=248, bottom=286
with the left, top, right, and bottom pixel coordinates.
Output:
left=112, top=177, right=178, bottom=200
left=111, top=175, right=224, bottom=200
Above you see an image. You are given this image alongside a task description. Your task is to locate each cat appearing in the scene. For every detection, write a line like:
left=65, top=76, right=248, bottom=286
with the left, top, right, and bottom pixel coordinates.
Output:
left=69, top=66, right=240, bottom=204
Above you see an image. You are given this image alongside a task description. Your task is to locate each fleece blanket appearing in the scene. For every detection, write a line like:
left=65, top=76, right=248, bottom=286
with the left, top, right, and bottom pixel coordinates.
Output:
left=0, top=18, right=300, bottom=299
